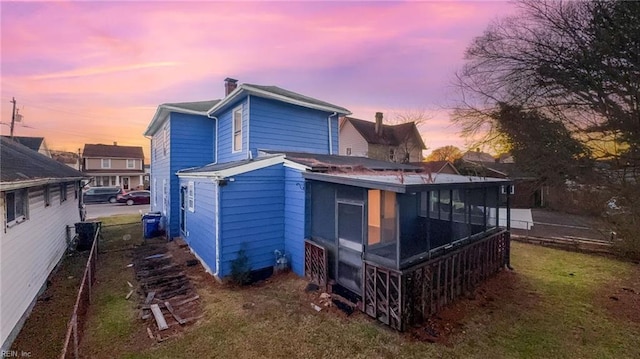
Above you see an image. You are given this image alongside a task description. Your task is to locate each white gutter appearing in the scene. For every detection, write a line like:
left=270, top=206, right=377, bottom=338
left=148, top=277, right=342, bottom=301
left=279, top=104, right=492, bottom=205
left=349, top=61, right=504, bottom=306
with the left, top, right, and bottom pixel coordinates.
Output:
left=327, top=112, right=337, bottom=155
left=1, top=177, right=85, bottom=192
left=206, top=114, right=219, bottom=165
left=247, top=95, right=251, bottom=160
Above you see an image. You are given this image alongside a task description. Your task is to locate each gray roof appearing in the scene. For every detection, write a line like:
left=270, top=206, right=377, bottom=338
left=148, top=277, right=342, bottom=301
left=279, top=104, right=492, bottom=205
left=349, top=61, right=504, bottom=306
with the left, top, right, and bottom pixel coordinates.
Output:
left=1, top=136, right=44, bottom=152
left=177, top=155, right=282, bottom=174
left=263, top=150, right=421, bottom=172
left=244, top=84, right=350, bottom=114
left=162, top=99, right=221, bottom=112
left=1, top=137, right=85, bottom=185
left=303, top=171, right=510, bottom=193
left=83, top=144, right=144, bottom=158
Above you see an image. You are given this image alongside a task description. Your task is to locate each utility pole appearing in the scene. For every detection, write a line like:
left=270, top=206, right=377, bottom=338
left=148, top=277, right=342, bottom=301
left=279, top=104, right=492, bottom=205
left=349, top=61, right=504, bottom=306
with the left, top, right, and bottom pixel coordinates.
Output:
left=10, top=97, right=16, bottom=139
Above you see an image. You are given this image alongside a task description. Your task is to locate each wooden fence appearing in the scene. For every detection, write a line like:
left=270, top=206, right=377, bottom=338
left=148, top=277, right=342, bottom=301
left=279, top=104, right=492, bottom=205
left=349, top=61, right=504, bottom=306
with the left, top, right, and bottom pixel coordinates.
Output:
left=363, top=230, right=510, bottom=331
left=59, top=222, right=101, bottom=359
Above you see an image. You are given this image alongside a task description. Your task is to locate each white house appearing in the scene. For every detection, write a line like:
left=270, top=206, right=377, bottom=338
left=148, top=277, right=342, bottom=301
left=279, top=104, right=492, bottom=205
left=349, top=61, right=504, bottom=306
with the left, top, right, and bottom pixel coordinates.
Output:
left=0, top=137, right=85, bottom=351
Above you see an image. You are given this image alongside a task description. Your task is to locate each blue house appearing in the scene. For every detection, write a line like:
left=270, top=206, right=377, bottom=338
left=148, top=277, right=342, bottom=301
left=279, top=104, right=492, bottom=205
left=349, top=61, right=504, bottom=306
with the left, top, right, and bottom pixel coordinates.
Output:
left=144, top=78, right=513, bottom=331
left=144, top=78, right=350, bottom=278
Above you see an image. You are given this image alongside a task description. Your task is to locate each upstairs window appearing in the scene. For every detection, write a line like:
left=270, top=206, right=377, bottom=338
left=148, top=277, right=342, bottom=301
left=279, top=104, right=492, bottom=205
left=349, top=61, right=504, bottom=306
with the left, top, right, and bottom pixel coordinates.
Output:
left=232, top=107, right=242, bottom=152
left=389, top=148, right=396, bottom=161
left=346, top=147, right=352, bottom=156
left=6, top=189, right=28, bottom=226
left=127, top=159, right=136, bottom=169
left=101, top=158, right=111, bottom=168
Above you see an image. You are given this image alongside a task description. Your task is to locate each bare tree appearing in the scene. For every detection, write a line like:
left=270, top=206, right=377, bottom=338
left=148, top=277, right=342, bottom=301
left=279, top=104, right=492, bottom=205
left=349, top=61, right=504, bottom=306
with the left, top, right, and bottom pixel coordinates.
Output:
left=453, top=0, right=640, bottom=170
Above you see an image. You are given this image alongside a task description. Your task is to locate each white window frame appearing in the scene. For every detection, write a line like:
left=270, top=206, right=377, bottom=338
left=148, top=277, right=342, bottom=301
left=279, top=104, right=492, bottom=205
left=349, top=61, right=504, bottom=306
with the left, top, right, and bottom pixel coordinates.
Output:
left=101, top=158, right=111, bottom=169
left=44, top=185, right=51, bottom=207
left=163, top=124, right=169, bottom=157
left=127, top=159, right=136, bottom=169
left=5, top=189, right=28, bottom=227
left=187, top=181, right=195, bottom=212
left=232, top=106, right=243, bottom=153
left=346, top=147, right=352, bottom=156
left=60, top=183, right=68, bottom=203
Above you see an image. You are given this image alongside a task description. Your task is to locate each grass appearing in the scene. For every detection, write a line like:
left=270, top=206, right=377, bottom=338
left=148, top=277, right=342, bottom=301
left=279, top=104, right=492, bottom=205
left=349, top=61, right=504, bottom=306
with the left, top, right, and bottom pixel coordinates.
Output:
left=78, top=219, right=640, bottom=359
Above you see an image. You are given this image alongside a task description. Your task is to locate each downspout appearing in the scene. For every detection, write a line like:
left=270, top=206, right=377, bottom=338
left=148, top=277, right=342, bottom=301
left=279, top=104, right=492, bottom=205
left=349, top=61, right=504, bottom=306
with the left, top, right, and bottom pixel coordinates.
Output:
left=214, top=178, right=221, bottom=277
left=206, top=114, right=219, bottom=165
left=327, top=112, right=337, bottom=155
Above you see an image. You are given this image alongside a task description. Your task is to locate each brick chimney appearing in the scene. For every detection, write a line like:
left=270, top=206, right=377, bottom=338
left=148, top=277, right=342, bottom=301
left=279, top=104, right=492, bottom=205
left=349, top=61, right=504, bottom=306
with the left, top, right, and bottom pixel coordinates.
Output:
left=224, top=77, right=238, bottom=96
left=375, top=112, right=383, bottom=135
left=113, top=141, right=117, bottom=146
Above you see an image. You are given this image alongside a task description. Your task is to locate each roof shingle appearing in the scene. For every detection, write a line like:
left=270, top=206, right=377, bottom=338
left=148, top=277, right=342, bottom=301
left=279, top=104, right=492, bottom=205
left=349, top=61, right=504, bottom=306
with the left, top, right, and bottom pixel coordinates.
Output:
left=1, top=137, right=84, bottom=183
left=82, top=144, right=144, bottom=158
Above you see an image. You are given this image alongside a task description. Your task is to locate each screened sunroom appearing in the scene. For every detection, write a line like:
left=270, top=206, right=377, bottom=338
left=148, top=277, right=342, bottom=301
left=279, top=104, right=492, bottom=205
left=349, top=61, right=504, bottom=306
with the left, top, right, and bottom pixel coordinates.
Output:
left=303, top=171, right=512, bottom=330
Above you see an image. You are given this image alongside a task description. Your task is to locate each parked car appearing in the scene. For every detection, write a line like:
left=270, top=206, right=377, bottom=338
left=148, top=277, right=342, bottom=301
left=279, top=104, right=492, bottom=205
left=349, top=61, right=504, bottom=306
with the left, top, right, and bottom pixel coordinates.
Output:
left=83, top=186, right=125, bottom=204
left=117, top=190, right=151, bottom=206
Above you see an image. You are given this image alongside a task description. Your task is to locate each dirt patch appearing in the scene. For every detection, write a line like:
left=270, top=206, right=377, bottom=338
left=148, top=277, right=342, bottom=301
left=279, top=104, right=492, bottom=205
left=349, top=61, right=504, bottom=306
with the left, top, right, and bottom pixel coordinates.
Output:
left=596, top=264, right=640, bottom=324
left=408, top=269, right=537, bottom=344
left=9, top=251, right=88, bottom=358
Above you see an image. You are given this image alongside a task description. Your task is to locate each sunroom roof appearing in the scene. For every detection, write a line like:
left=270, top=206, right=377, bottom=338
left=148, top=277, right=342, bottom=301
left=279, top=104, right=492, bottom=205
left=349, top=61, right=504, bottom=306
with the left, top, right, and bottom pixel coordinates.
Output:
left=303, top=171, right=510, bottom=193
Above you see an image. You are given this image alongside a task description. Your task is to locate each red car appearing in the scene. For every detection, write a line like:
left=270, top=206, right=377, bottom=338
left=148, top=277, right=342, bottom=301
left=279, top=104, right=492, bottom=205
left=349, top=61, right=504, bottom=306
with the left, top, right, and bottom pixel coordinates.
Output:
left=117, top=190, right=151, bottom=206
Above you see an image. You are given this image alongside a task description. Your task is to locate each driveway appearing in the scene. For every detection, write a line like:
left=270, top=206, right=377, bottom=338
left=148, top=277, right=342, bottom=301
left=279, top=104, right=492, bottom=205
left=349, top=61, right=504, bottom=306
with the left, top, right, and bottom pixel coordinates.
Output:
left=86, top=202, right=151, bottom=220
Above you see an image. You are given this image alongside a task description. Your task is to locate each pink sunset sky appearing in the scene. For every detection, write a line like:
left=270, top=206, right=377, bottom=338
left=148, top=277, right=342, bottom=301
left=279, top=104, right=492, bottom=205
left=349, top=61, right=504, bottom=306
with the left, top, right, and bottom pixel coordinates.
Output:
left=0, top=1, right=517, bottom=159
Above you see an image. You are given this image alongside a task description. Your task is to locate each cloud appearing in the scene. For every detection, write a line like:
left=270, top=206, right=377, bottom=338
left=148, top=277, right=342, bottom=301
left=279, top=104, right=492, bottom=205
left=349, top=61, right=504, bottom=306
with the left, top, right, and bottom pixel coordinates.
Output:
left=29, top=61, right=180, bottom=80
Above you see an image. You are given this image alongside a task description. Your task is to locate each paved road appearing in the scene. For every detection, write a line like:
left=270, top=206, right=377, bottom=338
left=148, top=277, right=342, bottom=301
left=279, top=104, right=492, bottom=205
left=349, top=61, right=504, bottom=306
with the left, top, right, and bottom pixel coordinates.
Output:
left=86, top=202, right=151, bottom=220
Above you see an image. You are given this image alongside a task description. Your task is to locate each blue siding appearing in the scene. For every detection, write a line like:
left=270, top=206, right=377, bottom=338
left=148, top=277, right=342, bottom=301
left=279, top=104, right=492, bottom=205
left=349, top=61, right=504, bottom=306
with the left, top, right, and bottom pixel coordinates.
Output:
left=219, top=164, right=285, bottom=277
left=216, top=98, right=250, bottom=164
left=180, top=178, right=217, bottom=274
left=149, top=112, right=214, bottom=238
left=284, top=167, right=306, bottom=276
left=249, top=96, right=339, bottom=156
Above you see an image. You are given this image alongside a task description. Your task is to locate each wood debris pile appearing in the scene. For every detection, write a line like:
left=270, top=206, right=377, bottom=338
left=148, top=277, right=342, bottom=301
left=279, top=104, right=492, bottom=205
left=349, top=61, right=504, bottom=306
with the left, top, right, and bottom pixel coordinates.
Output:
left=132, top=243, right=202, bottom=342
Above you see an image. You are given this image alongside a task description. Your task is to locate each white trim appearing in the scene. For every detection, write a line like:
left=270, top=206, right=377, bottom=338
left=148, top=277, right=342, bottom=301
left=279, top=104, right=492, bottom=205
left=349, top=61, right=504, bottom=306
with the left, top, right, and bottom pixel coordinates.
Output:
left=214, top=181, right=220, bottom=276
left=143, top=105, right=207, bottom=136
left=126, top=159, right=136, bottom=169
left=231, top=105, right=243, bottom=153
left=206, top=85, right=351, bottom=117
left=101, top=158, right=111, bottom=169
left=187, top=181, right=195, bottom=212
left=247, top=95, right=251, bottom=159
left=0, top=177, right=83, bottom=192
left=283, top=159, right=310, bottom=171
left=177, top=155, right=286, bottom=179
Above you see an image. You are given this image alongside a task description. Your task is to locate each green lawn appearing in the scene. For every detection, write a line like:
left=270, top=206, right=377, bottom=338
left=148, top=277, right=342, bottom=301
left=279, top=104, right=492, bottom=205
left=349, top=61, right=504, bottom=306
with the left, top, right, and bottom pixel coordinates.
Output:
left=79, top=217, right=640, bottom=359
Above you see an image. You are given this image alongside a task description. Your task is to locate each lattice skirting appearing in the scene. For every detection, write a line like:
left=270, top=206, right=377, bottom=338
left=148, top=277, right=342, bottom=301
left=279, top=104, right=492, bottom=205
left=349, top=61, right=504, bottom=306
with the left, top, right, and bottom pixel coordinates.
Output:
left=304, top=240, right=328, bottom=288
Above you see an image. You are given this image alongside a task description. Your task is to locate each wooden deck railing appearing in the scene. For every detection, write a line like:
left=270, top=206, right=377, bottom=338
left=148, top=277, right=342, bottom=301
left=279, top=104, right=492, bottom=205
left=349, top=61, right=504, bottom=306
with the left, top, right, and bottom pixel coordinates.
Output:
left=363, top=230, right=510, bottom=331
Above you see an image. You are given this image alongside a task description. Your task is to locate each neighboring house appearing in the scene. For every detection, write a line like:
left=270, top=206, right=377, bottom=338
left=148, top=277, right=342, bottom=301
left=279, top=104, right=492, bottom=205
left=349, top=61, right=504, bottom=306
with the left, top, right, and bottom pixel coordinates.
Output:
left=0, top=137, right=85, bottom=351
left=51, top=150, right=81, bottom=170
left=410, top=160, right=460, bottom=175
left=339, top=113, right=425, bottom=163
left=461, top=149, right=495, bottom=163
left=1, top=136, right=51, bottom=157
left=82, top=143, right=145, bottom=190
left=144, top=78, right=513, bottom=331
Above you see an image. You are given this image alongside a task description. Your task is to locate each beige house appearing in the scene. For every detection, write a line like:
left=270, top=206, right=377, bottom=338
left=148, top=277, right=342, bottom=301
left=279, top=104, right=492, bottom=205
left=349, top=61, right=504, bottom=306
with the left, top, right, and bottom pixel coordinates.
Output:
left=339, top=112, right=425, bottom=163
left=82, top=143, right=145, bottom=190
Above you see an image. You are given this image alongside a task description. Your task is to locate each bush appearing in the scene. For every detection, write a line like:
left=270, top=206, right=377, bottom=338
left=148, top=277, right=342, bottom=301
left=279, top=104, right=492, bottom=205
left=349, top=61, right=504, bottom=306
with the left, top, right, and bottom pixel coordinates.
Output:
left=230, top=248, right=251, bottom=285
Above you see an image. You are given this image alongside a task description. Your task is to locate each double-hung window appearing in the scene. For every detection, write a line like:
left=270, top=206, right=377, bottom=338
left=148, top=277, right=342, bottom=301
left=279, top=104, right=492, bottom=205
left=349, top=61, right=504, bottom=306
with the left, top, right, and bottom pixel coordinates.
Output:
left=5, top=189, right=28, bottom=226
left=232, top=107, right=242, bottom=152
left=127, top=159, right=136, bottom=169
left=187, top=181, right=195, bottom=212
left=101, top=158, right=111, bottom=169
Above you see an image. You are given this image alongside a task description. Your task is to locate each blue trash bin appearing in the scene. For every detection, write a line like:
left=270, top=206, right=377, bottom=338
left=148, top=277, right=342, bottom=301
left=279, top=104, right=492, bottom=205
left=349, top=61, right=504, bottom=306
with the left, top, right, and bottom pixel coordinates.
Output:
left=142, top=212, right=162, bottom=239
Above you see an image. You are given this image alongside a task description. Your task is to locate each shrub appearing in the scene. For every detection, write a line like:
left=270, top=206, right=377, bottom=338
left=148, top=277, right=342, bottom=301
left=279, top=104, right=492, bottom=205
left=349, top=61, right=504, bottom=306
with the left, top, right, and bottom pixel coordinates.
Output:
left=230, top=248, right=251, bottom=285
